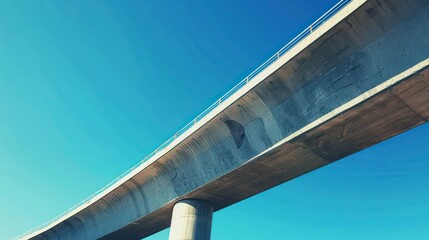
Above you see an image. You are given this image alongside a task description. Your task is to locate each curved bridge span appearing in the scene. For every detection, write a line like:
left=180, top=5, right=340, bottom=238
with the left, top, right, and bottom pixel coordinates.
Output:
left=19, top=0, right=429, bottom=239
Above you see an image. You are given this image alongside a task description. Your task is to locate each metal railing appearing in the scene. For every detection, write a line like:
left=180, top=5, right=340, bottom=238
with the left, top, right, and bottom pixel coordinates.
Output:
left=15, top=0, right=352, bottom=238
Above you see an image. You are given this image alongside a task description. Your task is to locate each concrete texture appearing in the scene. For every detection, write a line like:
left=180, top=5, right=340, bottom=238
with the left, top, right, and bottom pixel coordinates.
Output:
left=168, top=200, right=213, bottom=240
left=24, top=0, right=429, bottom=239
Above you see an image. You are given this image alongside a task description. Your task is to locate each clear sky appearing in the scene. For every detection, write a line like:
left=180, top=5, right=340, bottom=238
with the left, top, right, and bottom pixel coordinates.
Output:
left=0, top=0, right=428, bottom=239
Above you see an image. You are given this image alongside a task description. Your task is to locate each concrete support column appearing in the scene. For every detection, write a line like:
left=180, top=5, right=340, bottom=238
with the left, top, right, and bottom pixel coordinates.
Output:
left=168, top=199, right=213, bottom=240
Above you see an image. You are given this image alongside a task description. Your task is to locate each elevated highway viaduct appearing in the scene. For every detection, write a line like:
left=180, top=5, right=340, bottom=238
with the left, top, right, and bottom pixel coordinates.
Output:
left=22, top=0, right=429, bottom=239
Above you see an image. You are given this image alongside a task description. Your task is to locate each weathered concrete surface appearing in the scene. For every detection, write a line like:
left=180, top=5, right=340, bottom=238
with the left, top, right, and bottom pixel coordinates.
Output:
left=27, top=0, right=429, bottom=239
left=168, top=200, right=213, bottom=240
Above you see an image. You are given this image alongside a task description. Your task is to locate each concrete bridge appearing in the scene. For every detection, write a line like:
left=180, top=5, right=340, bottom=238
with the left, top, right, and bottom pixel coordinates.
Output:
left=19, top=0, right=429, bottom=239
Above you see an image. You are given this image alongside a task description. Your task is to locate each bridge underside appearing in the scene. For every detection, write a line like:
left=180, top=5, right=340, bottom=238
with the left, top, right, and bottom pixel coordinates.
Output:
left=31, top=0, right=429, bottom=239
left=104, top=65, right=429, bottom=240
left=103, top=0, right=429, bottom=238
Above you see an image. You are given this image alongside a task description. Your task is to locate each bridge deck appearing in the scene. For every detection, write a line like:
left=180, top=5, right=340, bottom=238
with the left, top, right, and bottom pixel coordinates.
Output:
left=23, top=0, right=429, bottom=239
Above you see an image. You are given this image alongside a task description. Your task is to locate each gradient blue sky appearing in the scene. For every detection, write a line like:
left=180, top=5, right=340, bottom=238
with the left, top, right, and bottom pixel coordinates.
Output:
left=1, top=0, right=428, bottom=239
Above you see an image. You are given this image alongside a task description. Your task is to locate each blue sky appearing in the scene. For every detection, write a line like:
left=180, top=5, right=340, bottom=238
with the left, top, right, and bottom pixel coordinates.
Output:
left=0, top=0, right=428, bottom=239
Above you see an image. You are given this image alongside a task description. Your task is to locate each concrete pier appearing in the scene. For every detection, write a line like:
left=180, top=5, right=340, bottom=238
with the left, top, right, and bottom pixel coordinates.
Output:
left=169, top=200, right=213, bottom=240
